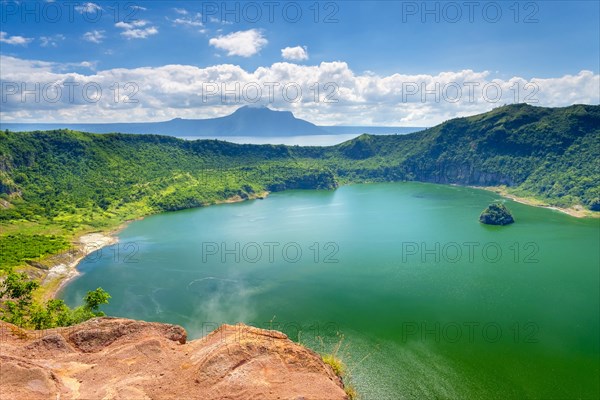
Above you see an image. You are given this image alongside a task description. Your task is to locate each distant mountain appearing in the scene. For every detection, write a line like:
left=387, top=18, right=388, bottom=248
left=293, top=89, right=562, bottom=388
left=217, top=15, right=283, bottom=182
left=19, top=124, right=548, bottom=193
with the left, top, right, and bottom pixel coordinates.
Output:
left=0, top=106, right=325, bottom=136
left=0, top=106, right=420, bottom=137
left=1, top=104, right=598, bottom=218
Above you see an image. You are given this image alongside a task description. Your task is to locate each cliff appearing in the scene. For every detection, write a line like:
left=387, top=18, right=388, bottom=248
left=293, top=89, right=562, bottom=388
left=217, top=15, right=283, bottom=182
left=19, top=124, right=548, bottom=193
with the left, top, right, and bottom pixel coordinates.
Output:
left=0, top=317, right=348, bottom=400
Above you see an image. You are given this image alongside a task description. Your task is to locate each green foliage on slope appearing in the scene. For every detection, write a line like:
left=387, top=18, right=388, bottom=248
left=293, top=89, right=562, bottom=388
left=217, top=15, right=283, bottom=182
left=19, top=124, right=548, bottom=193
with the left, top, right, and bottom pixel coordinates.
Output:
left=0, top=234, right=69, bottom=269
left=0, top=104, right=598, bottom=270
left=324, top=104, right=599, bottom=209
left=0, top=271, right=110, bottom=329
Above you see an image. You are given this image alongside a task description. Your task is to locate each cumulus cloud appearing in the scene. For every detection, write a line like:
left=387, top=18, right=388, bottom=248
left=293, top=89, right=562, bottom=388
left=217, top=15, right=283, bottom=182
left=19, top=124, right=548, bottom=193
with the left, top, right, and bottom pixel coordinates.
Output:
left=0, top=31, right=33, bottom=46
left=115, top=20, right=158, bottom=39
left=209, top=29, right=267, bottom=57
left=281, top=46, right=308, bottom=61
left=173, top=8, right=188, bottom=15
left=83, top=30, right=106, bottom=44
left=0, top=55, right=597, bottom=125
left=74, top=2, right=102, bottom=14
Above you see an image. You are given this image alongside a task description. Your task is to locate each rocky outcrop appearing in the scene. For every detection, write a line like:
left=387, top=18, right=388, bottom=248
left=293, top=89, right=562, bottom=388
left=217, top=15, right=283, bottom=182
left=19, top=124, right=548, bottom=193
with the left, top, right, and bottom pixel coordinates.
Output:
left=0, top=317, right=348, bottom=400
left=480, top=202, right=515, bottom=225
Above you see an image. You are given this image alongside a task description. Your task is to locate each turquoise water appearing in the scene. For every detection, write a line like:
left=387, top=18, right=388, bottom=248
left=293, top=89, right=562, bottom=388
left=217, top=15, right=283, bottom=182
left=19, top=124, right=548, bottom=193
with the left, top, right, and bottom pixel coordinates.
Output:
left=61, top=182, right=600, bottom=399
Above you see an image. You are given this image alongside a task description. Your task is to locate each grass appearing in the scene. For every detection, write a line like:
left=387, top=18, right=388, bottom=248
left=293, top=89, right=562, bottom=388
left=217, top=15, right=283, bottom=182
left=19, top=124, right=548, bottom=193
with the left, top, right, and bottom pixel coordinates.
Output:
left=317, top=332, right=361, bottom=400
left=344, top=385, right=358, bottom=400
left=322, top=353, right=346, bottom=376
left=322, top=353, right=358, bottom=399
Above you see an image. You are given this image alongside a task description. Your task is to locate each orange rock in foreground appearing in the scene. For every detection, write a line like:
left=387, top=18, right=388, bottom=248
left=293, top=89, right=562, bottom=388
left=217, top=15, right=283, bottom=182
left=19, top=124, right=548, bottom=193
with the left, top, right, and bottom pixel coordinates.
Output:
left=0, top=317, right=348, bottom=400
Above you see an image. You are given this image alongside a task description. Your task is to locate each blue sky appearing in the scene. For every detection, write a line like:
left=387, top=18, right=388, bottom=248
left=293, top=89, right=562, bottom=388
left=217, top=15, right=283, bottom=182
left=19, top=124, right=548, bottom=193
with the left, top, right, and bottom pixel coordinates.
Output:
left=1, top=1, right=599, bottom=125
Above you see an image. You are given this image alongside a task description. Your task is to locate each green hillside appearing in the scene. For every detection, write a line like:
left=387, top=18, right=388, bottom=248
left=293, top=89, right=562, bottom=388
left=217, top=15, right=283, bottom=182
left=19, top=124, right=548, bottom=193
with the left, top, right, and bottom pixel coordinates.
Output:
left=1, top=104, right=598, bottom=271
left=324, top=103, right=600, bottom=209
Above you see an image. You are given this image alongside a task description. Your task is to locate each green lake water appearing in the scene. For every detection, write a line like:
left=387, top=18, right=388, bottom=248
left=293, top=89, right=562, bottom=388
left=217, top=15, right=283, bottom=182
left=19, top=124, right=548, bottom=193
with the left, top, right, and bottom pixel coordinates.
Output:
left=61, top=182, right=600, bottom=399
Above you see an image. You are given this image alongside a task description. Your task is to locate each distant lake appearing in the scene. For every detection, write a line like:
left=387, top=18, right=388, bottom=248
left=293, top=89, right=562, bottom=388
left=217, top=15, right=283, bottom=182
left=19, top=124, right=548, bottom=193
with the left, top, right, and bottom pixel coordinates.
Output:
left=177, top=134, right=361, bottom=146
left=177, top=127, right=424, bottom=146
left=1, top=124, right=424, bottom=147
left=61, top=182, right=600, bottom=399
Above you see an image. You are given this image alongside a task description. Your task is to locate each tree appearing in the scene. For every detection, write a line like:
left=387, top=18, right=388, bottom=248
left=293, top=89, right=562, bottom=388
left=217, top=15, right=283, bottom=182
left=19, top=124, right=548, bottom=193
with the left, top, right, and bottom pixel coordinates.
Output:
left=0, top=272, right=39, bottom=301
left=83, top=287, right=111, bottom=314
left=30, top=299, right=73, bottom=330
left=0, top=273, right=111, bottom=329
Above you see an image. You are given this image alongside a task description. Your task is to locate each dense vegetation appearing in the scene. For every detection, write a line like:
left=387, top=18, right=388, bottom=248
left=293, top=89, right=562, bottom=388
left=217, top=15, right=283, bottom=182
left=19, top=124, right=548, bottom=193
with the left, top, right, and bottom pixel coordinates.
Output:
left=0, top=271, right=110, bottom=329
left=0, top=234, right=70, bottom=269
left=479, top=203, right=515, bottom=225
left=0, top=104, right=598, bottom=271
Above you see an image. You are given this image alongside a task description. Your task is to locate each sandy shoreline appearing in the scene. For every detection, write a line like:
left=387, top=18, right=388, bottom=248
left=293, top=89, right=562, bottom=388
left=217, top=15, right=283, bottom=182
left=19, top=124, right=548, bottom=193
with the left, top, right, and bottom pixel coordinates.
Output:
left=42, top=191, right=271, bottom=299
left=40, top=186, right=595, bottom=299
left=471, top=186, right=597, bottom=218
left=42, top=232, right=120, bottom=300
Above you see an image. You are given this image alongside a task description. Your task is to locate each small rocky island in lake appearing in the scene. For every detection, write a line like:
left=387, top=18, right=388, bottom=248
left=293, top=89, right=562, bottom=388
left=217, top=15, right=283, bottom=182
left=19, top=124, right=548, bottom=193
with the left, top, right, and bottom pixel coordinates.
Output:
left=479, top=202, right=515, bottom=225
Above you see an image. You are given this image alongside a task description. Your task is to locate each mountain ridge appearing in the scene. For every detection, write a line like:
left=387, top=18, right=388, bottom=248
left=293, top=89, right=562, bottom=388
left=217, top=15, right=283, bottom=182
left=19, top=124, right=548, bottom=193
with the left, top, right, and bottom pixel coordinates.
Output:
left=0, top=103, right=598, bottom=272
left=0, top=105, right=421, bottom=137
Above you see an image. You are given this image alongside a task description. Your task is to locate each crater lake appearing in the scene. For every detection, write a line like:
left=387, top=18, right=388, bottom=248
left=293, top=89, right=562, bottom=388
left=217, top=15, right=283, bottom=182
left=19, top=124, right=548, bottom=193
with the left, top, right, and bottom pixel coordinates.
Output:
left=61, top=182, right=600, bottom=400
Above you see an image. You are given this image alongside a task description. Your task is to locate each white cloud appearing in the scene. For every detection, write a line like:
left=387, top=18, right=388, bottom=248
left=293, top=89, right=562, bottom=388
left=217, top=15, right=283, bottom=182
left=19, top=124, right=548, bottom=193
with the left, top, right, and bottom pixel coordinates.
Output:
left=0, top=55, right=597, bottom=126
left=83, top=30, right=106, bottom=44
left=40, top=34, right=65, bottom=47
left=209, top=29, right=267, bottom=57
left=117, top=20, right=148, bottom=28
left=173, top=8, right=188, bottom=15
left=0, top=31, right=33, bottom=46
left=78, top=61, right=96, bottom=69
left=169, top=13, right=204, bottom=28
left=281, top=46, right=308, bottom=61
left=172, top=18, right=203, bottom=27
left=75, top=2, right=102, bottom=14
left=115, top=20, right=158, bottom=39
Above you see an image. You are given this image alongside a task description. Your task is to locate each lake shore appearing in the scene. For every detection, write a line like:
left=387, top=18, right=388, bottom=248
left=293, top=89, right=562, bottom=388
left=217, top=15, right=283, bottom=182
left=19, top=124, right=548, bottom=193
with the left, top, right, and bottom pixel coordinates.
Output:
left=41, top=191, right=270, bottom=300
left=41, top=231, right=121, bottom=301
left=472, top=185, right=598, bottom=218
left=36, top=184, right=598, bottom=300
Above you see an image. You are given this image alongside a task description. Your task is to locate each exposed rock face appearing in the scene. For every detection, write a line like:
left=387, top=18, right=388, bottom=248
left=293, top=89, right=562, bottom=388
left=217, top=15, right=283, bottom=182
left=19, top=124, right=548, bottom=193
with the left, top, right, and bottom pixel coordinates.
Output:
left=0, top=317, right=348, bottom=400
